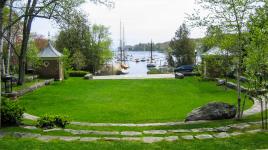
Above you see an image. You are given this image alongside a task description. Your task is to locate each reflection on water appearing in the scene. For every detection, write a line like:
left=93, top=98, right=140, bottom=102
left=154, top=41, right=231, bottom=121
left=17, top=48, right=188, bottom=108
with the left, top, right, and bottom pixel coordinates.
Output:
left=113, top=51, right=167, bottom=75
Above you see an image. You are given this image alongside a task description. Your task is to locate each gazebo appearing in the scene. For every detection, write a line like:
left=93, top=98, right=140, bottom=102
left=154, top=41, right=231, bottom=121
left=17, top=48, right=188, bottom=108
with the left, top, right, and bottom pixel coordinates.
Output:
left=38, top=42, right=64, bottom=80
left=201, top=47, right=234, bottom=78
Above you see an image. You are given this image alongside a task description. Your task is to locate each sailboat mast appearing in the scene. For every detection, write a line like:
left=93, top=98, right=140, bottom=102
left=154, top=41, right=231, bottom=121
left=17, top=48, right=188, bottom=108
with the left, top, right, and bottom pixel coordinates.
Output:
left=119, top=21, right=123, bottom=65
left=123, top=25, right=125, bottom=63
left=150, top=40, right=153, bottom=63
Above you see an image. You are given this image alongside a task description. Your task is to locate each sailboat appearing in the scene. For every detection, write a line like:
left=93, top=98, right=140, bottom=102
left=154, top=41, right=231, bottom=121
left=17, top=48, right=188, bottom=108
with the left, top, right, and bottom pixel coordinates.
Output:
left=147, top=40, right=156, bottom=68
left=119, top=22, right=129, bottom=74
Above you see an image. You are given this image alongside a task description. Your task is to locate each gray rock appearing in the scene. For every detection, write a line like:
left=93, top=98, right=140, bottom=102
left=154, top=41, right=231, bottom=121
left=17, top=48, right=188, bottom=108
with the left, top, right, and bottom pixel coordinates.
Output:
left=13, top=132, right=41, bottom=138
left=0, top=132, right=7, bottom=138
left=185, top=102, right=236, bottom=121
left=103, top=137, right=121, bottom=141
left=59, top=136, right=80, bottom=142
left=181, top=135, right=194, bottom=140
left=143, top=137, right=164, bottom=143
left=92, top=131, right=120, bottom=135
left=20, top=126, right=37, bottom=130
left=215, top=126, right=231, bottom=132
left=84, top=74, right=93, bottom=80
left=37, top=136, right=59, bottom=142
left=143, top=130, right=167, bottom=135
left=195, top=134, right=213, bottom=139
left=229, top=123, right=250, bottom=129
left=226, top=82, right=237, bottom=89
left=175, top=73, right=184, bottom=79
left=165, top=136, right=179, bottom=142
left=246, top=129, right=263, bottom=134
left=122, top=137, right=142, bottom=141
left=191, top=128, right=215, bottom=132
left=217, top=79, right=226, bottom=86
left=121, top=131, right=142, bottom=136
left=230, top=132, right=243, bottom=136
left=168, top=129, right=191, bottom=133
left=213, top=132, right=230, bottom=138
left=80, top=137, right=100, bottom=142
left=43, top=128, right=62, bottom=132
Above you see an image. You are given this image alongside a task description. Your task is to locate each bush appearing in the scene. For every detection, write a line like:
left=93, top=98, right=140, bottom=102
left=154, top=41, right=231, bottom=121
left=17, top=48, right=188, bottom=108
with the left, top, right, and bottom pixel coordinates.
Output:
left=68, top=71, right=89, bottom=77
left=64, top=69, right=69, bottom=80
left=36, top=115, right=55, bottom=129
left=1, top=99, right=25, bottom=126
left=54, top=115, right=70, bottom=128
left=37, top=114, right=70, bottom=129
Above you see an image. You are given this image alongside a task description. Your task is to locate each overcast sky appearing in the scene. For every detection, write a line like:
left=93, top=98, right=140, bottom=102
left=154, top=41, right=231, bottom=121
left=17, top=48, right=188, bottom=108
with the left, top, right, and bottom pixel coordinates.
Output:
left=31, top=0, right=204, bottom=48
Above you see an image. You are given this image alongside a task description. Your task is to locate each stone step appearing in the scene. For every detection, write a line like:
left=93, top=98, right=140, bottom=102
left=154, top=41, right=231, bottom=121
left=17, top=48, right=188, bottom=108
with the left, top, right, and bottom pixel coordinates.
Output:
left=1, top=129, right=266, bottom=143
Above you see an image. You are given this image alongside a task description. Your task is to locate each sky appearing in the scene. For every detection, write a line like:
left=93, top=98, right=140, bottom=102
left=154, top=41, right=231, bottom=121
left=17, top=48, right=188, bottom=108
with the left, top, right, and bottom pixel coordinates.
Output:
left=31, top=0, right=205, bottom=49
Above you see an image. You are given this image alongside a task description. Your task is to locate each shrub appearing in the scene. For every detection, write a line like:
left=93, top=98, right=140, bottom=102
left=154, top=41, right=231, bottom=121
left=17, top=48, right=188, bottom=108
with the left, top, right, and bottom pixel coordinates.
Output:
left=54, top=115, right=70, bottom=128
left=64, top=69, right=69, bottom=80
left=68, top=71, right=89, bottom=77
left=36, top=115, right=55, bottom=129
left=1, top=99, right=25, bottom=126
left=37, top=114, right=70, bottom=129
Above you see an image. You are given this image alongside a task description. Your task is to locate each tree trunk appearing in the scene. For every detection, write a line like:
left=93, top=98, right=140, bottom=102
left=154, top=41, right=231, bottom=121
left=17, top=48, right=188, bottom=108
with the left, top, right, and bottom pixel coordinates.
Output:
left=6, top=0, right=13, bottom=75
left=0, top=0, right=7, bottom=128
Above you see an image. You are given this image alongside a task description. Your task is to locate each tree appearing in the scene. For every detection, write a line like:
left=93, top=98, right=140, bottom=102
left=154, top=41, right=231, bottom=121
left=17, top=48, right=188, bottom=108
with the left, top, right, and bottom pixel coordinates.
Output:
left=56, top=21, right=113, bottom=73
left=188, top=0, right=262, bottom=119
left=72, top=50, right=86, bottom=70
left=166, top=47, right=175, bottom=67
left=26, top=39, right=41, bottom=72
left=169, top=23, right=195, bottom=66
left=245, top=4, right=268, bottom=129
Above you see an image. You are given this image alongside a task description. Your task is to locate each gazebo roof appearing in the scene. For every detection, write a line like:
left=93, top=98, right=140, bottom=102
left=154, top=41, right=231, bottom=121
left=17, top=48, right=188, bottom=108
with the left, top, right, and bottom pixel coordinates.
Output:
left=38, top=42, right=62, bottom=58
left=202, top=47, right=229, bottom=56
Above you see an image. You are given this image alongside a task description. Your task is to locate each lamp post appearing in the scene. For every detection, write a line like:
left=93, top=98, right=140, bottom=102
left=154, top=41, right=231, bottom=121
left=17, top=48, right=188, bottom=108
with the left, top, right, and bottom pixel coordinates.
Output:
left=194, top=49, right=197, bottom=65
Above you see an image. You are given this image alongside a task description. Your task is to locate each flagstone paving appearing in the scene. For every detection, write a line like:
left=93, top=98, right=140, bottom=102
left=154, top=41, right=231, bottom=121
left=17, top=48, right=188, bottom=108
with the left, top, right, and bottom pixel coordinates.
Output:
left=1, top=128, right=267, bottom=143
left=19, top=120, right=266, bottom=137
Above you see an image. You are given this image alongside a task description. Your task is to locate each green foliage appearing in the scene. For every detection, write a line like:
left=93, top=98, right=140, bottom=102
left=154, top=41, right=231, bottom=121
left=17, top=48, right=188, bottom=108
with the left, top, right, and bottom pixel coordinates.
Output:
left=27, top=40, right=42, bottom=70
left=55, top=14, right=113, bottom=73
left=68, top=71, right=89, bottom=77
left=170, top=23, right=195, bottom=66
left=245, top=4, right=268, bottom=92
left=36, top=115, right=55, bottom=129
left=36, top=114, right=70, bottom=129
left=129, top=42, right=169, bottom=52
left=72, top=50, right=86, bottom=70
left=1, top=99, right=25, bottom=126
left=61, top=48, right=72, bottom=80
left=166, top=47, right=175, bottom=67
left=202, top=55, right=226, bottom=78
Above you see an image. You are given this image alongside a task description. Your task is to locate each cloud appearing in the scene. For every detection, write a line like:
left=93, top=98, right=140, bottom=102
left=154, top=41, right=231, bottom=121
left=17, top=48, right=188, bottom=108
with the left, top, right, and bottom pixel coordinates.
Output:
left=31, top=0, right=205, bottom=49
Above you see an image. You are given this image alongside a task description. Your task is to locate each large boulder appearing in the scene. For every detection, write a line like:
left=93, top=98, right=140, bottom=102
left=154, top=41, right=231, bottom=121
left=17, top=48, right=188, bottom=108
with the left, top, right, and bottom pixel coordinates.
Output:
left=84, top=74, right=93, bottom=80
left=185, top=102, right=236, bottom=122
left=175, top=73, right=184, bottom=79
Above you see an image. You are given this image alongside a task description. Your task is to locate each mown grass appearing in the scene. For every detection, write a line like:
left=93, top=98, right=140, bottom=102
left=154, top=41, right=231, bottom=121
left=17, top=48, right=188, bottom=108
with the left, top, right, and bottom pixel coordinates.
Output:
left=19, top=77, right=252, bottom=123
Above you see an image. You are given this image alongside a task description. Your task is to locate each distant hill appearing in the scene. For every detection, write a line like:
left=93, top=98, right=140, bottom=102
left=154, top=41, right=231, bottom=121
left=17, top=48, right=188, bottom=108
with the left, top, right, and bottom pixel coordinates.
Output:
left=127, top=41, right=170, bottom=52
left=127, top=38, right=203, bottom=52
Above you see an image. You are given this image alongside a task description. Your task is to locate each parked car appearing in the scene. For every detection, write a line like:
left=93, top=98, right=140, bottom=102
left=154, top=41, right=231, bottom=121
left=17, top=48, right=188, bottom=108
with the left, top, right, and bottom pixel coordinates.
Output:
left=174, top=65, right=195, bottom=73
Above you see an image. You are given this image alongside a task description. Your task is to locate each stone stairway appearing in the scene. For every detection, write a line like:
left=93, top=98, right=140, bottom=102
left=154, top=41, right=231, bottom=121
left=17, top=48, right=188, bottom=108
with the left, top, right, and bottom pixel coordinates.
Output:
left=1, top=120, right=267, bottom=144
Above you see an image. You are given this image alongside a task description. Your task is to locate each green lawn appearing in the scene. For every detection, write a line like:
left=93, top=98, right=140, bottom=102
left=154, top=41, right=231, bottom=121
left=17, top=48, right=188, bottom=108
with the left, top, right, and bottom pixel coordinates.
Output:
left=19, top=77, right=252, bottom=123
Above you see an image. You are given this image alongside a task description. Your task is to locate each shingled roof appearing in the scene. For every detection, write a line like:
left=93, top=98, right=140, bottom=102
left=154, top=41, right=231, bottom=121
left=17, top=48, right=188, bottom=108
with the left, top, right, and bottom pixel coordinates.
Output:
left=38, top=42, right=62, bottom=58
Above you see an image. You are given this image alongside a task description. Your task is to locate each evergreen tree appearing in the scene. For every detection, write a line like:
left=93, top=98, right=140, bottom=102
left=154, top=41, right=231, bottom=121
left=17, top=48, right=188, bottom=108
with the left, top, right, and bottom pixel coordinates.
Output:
left=169, top=23, right=195, bottom=66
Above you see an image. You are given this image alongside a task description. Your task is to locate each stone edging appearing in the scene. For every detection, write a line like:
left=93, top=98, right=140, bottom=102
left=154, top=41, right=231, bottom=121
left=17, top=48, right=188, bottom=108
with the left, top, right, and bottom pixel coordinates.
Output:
left=1, top=128, right=266, bottom=143
left=2, top=79, right=54, bottom=99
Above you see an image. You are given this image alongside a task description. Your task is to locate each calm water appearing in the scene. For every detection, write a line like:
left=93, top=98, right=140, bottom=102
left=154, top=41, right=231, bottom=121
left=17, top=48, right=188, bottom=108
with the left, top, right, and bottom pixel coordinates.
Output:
left=114, top=51, right=167, bottom=75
